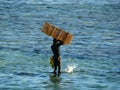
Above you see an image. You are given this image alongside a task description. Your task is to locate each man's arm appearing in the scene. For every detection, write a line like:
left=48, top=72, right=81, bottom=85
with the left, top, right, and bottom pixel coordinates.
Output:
left=57, top=40, right=63, bottom=46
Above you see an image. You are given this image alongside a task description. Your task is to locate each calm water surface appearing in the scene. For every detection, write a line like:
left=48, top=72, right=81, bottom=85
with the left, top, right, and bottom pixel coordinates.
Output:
left=0, top=0, right=120, bottom=90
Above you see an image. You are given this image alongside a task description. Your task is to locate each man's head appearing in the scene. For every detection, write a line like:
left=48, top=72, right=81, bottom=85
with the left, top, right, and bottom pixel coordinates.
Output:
left=53, top=38, right=57, bottom=42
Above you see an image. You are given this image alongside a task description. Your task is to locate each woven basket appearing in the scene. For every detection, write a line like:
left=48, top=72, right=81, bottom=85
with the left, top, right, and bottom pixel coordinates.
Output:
left=42, top=22, right=73, bottom=45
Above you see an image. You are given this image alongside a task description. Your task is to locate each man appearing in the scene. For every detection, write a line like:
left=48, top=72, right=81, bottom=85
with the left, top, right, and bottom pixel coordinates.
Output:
left=51, top=38, right=63, bottom=76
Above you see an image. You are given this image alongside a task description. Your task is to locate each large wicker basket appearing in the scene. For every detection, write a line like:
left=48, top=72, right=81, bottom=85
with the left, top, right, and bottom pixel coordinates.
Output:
left=42, top=22, right=73, bottom=45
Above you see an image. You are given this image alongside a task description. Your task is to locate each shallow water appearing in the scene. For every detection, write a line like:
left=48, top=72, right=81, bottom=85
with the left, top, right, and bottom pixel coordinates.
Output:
left=0, top=0, right=120, bottom=90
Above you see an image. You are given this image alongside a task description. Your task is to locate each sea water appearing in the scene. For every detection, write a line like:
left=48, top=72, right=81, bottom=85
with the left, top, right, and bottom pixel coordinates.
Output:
left=0, top=0, right=120, bottom=90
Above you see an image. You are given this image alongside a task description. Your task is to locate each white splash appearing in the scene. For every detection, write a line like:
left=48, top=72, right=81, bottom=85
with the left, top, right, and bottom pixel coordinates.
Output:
left=66, top=64, right=77, bottom=73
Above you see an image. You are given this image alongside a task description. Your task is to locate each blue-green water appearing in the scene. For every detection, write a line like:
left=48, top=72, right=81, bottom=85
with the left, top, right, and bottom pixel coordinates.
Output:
left=0, top=0, right=120, bottom=90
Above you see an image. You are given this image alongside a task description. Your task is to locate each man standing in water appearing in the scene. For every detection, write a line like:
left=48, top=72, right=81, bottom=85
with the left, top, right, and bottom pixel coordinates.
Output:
left=51, top=38, right=63, bottom=76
